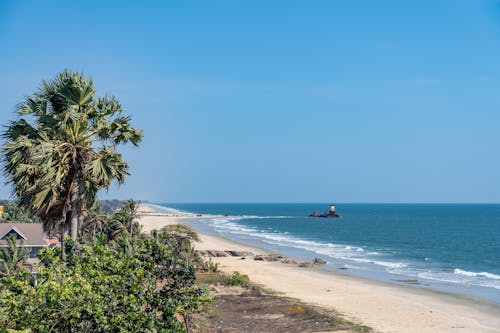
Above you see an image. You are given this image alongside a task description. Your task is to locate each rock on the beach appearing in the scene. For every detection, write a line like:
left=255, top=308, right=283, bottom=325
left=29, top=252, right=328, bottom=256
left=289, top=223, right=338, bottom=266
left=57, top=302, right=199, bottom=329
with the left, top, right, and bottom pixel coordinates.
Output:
left=225, top=250, right=254, bottom=257
left=253, top=254, right=299, bottom=265
left=298, top=262, right=314, bottom=268
left=281, top=258, right=298, bottom=265
left=297, top=258, right=326, bottom=268
left=254, top=255, right=283, bottom=262
left=198, top=250, right=228, bottom=257
left=313, top=258, right=327, bottom=266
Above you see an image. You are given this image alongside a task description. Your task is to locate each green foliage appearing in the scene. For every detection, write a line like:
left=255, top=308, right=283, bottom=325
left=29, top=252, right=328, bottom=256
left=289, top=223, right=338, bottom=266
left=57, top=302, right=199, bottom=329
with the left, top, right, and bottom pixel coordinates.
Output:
left=1, top=70, right=142, bottom=240
left=0, top=70, right=209, bottom=331
left=81, top=200, right=141, bottom=242
left=0, top=200, right=39, bottom=223
left=199, top=258, right=219, bottom=273
left=225, top=271, right=250, bottom=287
left=159, top=224, right=200, bottom=242
left=0, top=237, right=29, bottom=277
left=0, top=234, right=211, bottom=332
left=152, top=224, right=202, bottom=268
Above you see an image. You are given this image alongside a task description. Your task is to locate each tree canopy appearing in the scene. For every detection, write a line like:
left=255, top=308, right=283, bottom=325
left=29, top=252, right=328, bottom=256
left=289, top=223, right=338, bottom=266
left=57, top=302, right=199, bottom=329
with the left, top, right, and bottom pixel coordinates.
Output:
left=0, top=200, right=39, bottom=223
left=2, top=70, right=142, bottom=242
left=0, top=233, right=210, bottom=332
left=0, top=202, right=212, bottom=332
left=0, top=71, right=213, bottom=332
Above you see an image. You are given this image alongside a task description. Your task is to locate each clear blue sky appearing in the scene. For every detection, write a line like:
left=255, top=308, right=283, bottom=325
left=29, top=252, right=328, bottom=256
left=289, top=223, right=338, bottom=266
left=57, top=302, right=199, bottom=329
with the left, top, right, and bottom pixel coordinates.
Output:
left=1, top=0, right=500, bottom=203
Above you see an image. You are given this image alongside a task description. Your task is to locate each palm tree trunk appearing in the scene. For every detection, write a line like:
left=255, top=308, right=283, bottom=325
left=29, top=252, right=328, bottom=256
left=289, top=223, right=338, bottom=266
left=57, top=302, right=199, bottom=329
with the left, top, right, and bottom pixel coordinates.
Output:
left=70, top=211, right=78, bottom=241
left=183, top=314, right=190, bottom=333
left=69, top=185, right=79, bottom=241
left=77, top=214, right=84, bottom=242
left=60, top=232, right=66, bottom=261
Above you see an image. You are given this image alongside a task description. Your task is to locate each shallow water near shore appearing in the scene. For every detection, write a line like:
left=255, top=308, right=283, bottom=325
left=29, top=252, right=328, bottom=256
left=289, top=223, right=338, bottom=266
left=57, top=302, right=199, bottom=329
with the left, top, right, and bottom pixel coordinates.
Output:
left=154, top=203, right=500, bottom=303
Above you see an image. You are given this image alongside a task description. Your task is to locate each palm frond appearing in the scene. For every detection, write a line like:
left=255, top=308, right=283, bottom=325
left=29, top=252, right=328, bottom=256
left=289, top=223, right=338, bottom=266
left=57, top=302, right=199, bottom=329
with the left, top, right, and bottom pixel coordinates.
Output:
left=2, top=69, right=141, bottom=240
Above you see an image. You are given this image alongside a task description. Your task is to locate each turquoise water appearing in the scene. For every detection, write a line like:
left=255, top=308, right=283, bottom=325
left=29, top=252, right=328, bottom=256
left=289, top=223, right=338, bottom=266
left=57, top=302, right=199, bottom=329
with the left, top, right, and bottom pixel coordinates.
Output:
left=155, top=203, right=500, bottom=302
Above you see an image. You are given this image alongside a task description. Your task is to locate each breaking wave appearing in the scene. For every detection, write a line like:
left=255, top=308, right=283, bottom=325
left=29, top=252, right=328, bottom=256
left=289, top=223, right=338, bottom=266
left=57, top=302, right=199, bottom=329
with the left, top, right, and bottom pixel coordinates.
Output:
left=154, top=204, right=500, bottom=295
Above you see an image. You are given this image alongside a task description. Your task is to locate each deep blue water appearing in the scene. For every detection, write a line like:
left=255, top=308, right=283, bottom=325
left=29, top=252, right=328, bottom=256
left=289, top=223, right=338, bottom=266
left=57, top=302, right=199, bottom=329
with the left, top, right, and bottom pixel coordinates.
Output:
left=155, top=203, right=500, bottom=302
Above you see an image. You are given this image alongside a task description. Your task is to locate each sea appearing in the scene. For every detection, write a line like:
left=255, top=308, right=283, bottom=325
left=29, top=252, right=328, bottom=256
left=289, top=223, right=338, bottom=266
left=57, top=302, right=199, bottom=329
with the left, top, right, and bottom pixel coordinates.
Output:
left=154, top=203, right=500, bottom=303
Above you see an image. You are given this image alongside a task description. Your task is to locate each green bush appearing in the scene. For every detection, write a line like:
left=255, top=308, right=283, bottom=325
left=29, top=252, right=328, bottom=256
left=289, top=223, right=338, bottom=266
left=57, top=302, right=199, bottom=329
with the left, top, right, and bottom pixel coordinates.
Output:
left=225, top=271, right=250, bottom=287
left=0, top=235, right=211, bottom=332
left=200, top=258, right=219, bottom=273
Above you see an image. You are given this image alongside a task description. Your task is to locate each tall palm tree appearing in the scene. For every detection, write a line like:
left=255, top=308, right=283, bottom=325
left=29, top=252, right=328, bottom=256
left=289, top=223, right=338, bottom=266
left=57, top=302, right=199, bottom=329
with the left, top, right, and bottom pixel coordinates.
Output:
left=2, top=70, right=142, bottom=255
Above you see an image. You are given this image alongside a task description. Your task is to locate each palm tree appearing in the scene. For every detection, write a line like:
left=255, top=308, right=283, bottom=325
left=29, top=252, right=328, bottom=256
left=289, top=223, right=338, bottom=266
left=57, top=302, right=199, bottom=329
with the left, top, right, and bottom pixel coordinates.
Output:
left=114, top=200, right=140, bottom=237
left=102, top=200, right=140, bottom=241
left=0, top=200, right=39, bottom=223
left=81, top=207, right=109, bottom=240
left=0, top=236, right=29, bottom=277
left=2, top=70, right=142, bottom=256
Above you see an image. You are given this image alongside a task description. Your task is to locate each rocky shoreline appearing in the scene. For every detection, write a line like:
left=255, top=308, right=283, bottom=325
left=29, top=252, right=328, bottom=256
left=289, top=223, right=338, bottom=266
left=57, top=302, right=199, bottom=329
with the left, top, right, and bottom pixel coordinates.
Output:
left=198, top=250, right=327, bottom=268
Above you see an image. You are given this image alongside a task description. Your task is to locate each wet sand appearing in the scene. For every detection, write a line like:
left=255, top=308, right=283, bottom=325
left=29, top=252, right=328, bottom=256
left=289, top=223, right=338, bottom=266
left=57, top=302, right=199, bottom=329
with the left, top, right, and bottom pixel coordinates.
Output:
left=138, top=204, right=500, bottom=333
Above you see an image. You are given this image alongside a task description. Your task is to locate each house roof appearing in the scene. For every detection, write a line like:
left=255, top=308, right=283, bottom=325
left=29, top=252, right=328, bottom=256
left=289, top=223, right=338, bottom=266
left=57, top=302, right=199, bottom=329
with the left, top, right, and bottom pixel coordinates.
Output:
left=0, top=226, right=27, bottom=240
left=0, top=223, right=50, bottom=247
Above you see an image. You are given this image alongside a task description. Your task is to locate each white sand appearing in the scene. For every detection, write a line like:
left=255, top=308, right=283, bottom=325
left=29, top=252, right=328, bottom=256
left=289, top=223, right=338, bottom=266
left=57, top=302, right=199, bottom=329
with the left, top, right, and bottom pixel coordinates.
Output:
left=138, top=204, right=500, bottom=333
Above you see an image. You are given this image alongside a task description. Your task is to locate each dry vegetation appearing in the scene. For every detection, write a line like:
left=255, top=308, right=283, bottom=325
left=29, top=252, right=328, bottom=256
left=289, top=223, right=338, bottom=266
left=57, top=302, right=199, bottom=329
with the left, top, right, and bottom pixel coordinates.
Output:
left=193, top=272, right=373, bottom=333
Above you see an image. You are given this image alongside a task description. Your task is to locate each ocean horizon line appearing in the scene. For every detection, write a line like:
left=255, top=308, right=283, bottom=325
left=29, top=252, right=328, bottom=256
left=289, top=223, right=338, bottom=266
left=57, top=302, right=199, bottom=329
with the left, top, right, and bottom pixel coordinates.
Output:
left=144, top=201, right=500, bottom=205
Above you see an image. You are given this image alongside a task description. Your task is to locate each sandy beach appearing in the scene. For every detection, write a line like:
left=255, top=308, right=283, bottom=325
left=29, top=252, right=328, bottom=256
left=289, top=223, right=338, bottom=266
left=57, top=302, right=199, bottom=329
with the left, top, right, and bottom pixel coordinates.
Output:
left=138, top=204, right=500, bottom=333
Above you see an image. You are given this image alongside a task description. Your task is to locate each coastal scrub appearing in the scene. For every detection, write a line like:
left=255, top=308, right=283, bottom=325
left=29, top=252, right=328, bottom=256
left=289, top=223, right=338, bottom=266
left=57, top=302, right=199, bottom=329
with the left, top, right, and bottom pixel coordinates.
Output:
left=0, top=228, right=211, bottom=332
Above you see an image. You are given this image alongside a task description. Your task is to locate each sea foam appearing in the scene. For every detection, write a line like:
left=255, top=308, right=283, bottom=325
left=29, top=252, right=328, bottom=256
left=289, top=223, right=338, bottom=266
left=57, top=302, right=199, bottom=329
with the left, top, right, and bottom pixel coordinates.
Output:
left=155, top=204, right=500, bottom=295
left=454, top=269, right=500, bottom=280
left=199, top=215, right=407, bottom=272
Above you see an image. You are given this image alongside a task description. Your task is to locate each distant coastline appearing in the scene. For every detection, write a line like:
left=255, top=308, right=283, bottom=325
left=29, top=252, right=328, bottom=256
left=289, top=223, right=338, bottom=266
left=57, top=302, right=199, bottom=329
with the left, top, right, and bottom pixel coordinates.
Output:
left=138, top=203, right=500, bottom=333
left=150, top=202, right=500, bottom=303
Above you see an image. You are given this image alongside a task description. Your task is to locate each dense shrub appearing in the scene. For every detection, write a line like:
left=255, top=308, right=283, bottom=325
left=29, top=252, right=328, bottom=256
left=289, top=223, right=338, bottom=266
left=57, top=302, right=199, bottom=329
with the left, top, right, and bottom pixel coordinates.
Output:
left=225, top=271, right=250, bottom=287
left=0, top=233, right=211, bottom=332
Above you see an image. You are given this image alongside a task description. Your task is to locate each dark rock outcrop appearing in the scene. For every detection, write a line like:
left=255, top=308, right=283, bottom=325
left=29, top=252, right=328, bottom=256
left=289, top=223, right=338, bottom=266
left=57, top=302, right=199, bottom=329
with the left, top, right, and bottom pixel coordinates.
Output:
left=225, top=250, right=254, bottom=257
left=253, top=254, right=299, bottom=265
left=313, top=258, right=327, bottom=266
left=198, top=250, right=229, bottom=257
left=297, top=258, right=327, bottom=268
left=298, top=262, right=314, bottom=268
left=254, top=255, right=284, bottom=262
